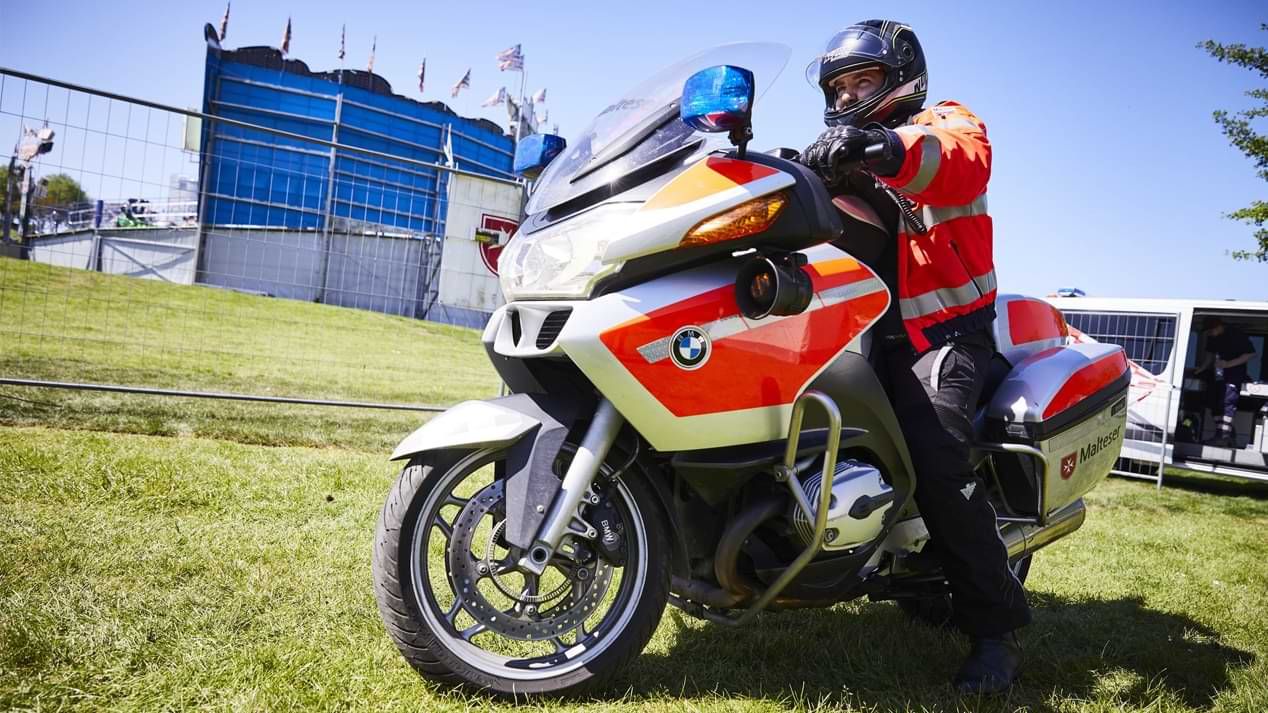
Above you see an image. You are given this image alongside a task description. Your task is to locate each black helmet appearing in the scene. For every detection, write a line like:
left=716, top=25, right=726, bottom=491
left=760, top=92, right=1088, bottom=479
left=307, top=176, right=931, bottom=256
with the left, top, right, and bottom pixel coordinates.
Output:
left=806, top=19, right=928, bottom=128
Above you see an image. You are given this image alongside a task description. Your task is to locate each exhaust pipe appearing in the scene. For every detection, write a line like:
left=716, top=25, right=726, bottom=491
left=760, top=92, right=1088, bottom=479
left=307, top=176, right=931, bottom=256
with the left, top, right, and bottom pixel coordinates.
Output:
left=1001, top=498, right=1086, bottom=560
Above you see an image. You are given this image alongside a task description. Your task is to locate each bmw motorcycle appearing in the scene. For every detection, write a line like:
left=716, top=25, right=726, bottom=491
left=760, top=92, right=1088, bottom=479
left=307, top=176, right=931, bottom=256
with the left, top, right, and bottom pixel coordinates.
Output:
left=372, top=43, right=1129, bottom=696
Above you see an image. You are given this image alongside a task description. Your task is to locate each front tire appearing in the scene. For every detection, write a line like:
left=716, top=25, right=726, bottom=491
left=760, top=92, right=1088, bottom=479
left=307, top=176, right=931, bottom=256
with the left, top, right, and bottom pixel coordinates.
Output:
left=372, top=446, right=669, bottom=696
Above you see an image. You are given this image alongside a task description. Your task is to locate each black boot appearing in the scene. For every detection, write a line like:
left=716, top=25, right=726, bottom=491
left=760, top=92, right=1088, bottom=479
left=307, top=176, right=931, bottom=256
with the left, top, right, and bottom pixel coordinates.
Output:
left=953, top=632, right=1021, bottom=694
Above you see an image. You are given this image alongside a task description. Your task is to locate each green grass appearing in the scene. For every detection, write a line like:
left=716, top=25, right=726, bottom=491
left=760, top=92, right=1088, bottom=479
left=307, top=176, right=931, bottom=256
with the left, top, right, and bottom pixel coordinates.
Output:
left=2, top=428, right=1266, bottom=712
left=3, top=257, right=1268, bottom=711
left=0, top=257, right=501, bottom=406
left=1, top=257, right=501, bottom=450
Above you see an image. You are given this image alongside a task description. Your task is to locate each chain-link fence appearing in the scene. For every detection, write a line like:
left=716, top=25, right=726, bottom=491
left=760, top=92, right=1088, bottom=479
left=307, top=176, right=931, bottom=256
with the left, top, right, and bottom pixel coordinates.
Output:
left=1063, top=309, right=1181, bottom=488
left=1, top=67, right=522, bottom=410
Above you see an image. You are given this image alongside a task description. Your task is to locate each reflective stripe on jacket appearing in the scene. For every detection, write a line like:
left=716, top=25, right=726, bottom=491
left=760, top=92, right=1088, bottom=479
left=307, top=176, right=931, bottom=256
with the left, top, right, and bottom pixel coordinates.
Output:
left=880, top=100, right=996, bottom=353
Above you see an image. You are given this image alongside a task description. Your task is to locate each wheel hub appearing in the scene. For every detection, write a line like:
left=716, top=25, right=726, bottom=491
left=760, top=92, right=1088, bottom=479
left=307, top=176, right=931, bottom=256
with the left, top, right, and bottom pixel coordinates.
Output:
left=448, top=481, right=613, bottom=641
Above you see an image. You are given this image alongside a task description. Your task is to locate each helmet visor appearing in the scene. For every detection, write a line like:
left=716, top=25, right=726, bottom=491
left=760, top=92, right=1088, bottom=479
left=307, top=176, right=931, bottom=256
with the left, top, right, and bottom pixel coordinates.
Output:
left=803, top=26, right=905, bottom=88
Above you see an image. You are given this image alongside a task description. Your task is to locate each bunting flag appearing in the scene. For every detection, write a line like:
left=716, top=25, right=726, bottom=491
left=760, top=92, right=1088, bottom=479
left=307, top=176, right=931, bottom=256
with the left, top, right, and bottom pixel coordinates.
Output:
left=338, top=24, right=345, bottom=61
left=280, top=17, right=292, bottom=56
left=531, top=88, right=546, bottom=104
left=367, top=36, right=376, bottom=72
left=481, top=87, right=508, bottom=107
left=496, top=44, right=523, bottom=72
left=218, top=2, right=230, bottom=42
left=417, top=60, right=426, bottom=93
left=451, top=68, right=471, bottom=98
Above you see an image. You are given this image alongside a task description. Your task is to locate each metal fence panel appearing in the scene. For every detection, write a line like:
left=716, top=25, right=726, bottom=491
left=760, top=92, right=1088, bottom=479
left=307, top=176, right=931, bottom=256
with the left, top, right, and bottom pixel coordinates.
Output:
left=1, top=66, right=518, bottom=408
left=1063, top=309, right=1181, bottom=487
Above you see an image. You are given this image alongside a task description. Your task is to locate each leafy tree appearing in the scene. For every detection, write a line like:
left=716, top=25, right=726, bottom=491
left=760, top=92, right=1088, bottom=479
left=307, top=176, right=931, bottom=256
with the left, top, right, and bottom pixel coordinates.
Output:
left=0, top=164, right=21, bottom=217
left=1200, top=25, right=1268, bottom=261
left=36, top=173, right=89, bottom=208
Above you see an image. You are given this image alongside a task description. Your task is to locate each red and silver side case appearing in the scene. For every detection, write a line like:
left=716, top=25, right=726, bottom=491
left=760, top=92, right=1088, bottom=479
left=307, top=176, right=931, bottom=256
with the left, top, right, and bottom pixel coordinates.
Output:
left=984, top=340, right=1130, bottom=517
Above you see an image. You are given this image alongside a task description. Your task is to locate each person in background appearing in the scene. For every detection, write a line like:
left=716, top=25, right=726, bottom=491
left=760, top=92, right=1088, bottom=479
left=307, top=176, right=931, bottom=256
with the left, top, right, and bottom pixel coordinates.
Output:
left=1192, top=317, right=1256, bottom=447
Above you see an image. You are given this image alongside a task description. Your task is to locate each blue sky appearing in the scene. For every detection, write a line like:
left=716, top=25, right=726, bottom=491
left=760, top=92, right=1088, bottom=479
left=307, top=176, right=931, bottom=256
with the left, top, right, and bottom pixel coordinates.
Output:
left=2, top=0, right=1265, bottom=300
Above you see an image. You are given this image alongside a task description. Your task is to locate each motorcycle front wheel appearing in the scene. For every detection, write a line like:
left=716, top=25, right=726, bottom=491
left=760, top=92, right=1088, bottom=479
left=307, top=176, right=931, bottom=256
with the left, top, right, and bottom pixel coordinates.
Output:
left=372, top=444, right=669, bottom=696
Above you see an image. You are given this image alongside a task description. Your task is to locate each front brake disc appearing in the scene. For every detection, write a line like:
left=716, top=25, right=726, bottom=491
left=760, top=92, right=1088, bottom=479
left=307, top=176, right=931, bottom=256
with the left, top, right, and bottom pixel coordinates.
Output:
left=447, top=480, right=613, bottom=641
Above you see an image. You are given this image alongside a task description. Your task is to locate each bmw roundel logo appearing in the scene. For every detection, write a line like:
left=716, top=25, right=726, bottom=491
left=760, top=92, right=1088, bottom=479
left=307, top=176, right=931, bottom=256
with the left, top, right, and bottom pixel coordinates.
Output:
left=670, top=326, right=710, bottom=370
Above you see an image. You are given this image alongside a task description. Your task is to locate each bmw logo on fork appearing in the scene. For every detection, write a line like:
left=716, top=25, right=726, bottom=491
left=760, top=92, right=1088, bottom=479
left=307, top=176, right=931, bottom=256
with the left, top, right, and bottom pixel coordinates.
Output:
left=670, top=326, right=710, bottom=370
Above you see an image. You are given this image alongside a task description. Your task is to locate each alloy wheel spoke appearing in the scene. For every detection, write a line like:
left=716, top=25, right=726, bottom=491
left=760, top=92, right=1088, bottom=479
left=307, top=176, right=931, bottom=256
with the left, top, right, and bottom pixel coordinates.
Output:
left=444, top=599, right=463, bottom=626
left=433, top=514, right=454, bottom=540
left=459, top=622, right=487, bottom=642
left=550, top=636, right=568, bottom=653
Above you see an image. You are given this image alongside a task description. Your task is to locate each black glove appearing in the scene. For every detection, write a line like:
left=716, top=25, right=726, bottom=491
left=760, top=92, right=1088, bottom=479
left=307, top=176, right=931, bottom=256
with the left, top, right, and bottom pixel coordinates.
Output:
left=799, top=124, right=905, bottom=184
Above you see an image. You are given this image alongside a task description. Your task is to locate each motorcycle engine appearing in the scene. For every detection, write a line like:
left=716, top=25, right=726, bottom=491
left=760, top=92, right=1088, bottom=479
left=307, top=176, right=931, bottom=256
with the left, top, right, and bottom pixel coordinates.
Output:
left=791, top=458, right=894, bottom=551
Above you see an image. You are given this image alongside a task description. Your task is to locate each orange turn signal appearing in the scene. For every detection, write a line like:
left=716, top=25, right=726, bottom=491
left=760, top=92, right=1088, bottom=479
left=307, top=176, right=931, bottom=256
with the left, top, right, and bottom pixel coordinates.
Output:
left=680, top=191, right=788, bottom=248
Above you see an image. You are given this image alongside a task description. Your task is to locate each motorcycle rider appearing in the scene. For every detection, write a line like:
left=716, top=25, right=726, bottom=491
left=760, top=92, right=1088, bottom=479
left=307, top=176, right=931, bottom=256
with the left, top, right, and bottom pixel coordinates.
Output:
left=799, top=20, right=1029, bottom=694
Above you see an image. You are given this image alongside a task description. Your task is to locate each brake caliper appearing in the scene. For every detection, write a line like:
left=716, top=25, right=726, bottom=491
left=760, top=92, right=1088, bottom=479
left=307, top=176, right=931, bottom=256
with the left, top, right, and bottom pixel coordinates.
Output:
left=588, top=496, right=626, bottom=566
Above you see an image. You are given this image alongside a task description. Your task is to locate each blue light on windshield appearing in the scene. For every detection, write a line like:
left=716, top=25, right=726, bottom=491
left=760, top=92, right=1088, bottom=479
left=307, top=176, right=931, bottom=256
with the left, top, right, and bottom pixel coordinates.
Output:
left=680, top=65, right=755, bottom=133
left=513, top=133, right=567, bottom=179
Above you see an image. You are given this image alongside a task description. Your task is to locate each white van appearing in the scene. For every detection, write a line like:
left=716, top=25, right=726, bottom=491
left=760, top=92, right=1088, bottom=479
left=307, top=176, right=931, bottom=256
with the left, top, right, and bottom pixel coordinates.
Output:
left=1041, top=297, right=1268, bottom=484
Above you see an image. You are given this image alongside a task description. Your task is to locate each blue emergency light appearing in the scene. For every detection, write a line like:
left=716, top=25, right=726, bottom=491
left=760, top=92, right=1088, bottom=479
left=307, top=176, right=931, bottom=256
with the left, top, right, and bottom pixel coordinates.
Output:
left=513, top=133, right=567, bottom=179
left=679, top=65, right=755, bottom=133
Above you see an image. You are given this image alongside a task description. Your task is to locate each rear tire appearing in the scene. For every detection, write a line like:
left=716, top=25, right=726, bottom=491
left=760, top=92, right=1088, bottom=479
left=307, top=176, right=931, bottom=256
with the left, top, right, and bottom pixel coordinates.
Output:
left=372, top=447, right=670, bottom=697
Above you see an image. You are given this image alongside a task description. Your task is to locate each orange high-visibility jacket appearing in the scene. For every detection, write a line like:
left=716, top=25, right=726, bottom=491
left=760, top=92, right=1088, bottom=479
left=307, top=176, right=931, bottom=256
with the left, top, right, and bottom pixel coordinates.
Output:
left=879, top=100, right=996, bottom=354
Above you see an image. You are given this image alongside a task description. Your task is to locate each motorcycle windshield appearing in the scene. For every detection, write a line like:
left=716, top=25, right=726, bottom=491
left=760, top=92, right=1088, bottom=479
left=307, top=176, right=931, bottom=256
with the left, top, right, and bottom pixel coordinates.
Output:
left=524, top=42, right=791, bottom=215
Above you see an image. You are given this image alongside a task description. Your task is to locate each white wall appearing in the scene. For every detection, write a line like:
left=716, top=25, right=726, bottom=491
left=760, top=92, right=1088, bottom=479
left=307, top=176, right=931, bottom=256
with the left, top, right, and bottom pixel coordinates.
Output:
left=437, top=174, right=522, bottom=317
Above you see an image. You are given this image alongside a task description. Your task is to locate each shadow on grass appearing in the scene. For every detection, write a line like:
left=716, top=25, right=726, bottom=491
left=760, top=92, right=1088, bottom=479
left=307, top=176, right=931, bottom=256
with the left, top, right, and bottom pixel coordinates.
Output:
left=611, top=593, right=1254, bottom=711
left=1158, top=469, right=1268, bottom=500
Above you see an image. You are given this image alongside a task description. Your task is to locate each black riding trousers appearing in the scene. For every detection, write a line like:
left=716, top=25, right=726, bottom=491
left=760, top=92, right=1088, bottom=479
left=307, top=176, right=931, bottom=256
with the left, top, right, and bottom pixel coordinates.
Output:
left=882, top=330, right=1032, bottom=637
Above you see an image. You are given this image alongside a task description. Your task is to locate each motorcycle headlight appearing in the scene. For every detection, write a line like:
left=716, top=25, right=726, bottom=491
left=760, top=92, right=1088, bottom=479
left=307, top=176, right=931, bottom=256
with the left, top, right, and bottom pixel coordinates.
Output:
left=499, top=203, right=638, bottom=301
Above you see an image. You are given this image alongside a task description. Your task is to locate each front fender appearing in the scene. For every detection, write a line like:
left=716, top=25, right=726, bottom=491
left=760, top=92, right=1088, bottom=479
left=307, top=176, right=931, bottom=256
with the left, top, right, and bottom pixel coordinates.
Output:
left=390, top=400, right=542, bottom=460
left=391, top=392, right=590, bottom=550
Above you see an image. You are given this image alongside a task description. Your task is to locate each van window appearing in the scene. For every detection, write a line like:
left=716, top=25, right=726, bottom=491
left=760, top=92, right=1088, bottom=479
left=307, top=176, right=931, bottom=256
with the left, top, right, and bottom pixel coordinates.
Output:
left=1062, top=311, right=1178, bottom=376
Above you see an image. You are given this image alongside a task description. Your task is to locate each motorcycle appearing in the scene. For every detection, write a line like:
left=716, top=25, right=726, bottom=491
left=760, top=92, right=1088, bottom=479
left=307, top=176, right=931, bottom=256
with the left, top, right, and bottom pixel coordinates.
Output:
left=371, top=42, right=1129, bottom=696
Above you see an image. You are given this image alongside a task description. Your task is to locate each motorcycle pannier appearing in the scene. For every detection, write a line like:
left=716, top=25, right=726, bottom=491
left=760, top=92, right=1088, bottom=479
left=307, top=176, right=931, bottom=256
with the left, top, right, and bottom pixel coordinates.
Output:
left=984, top=343, right=1130, bottom=518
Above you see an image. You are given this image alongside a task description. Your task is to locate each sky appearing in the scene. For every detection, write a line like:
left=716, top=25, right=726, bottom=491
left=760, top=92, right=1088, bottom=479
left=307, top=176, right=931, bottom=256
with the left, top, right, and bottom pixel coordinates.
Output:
left=1, top=0, right=1265, bottom=301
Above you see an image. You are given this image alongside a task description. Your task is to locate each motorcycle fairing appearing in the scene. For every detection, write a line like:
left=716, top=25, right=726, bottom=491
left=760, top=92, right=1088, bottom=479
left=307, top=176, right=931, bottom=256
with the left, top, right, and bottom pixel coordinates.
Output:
left=556, top=243, right=889, bottom=451
left=601, top=156, right=796, bottom=264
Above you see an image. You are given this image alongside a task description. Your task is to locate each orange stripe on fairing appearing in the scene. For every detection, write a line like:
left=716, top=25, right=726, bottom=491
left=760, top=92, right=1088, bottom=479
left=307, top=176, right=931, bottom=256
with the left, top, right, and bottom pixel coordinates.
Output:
left=1043, top=350, right=1128, bottom=420
left=809, top=257, right=862, bottom=278
left=600, top=260, right=887, bottom=417
left=1008, top=299, right=1068, bottom=344
left=642, top=157, right=780, bottom=211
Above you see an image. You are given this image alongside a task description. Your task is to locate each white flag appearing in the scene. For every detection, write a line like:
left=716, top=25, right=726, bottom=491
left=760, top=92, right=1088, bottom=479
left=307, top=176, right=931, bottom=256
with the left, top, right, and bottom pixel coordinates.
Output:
left=443, top=125, right=454, bottom=168
left=450, top=68, right=471, bottom=98
left=531, top=88, right=546, bottom=104
left=338, top=24, right=345, bottom=61
left=481, top=87, right=508, bottom=107
left=280, top=17, right=292, bottom=56
left=367, top=36, right=376, bottom=72
left=496, top=44, right=523, bottom=71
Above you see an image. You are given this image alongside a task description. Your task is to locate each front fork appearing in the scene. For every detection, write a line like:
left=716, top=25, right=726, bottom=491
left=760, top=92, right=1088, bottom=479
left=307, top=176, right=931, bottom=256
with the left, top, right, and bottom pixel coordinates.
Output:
left=517, top=398, right=624, bottom=575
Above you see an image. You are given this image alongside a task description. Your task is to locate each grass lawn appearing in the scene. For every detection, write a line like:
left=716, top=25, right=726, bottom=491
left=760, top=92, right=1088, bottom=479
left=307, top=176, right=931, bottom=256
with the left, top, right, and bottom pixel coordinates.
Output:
left=0, top=257, right=502, bottom=407
left=3, top=257, right=1268, bottom=711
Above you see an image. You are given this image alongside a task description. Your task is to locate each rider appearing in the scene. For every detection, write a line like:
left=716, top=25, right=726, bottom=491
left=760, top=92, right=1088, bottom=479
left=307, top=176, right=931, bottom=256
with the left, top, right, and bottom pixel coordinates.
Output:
left=799, top=20, right=1029, bottom=694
